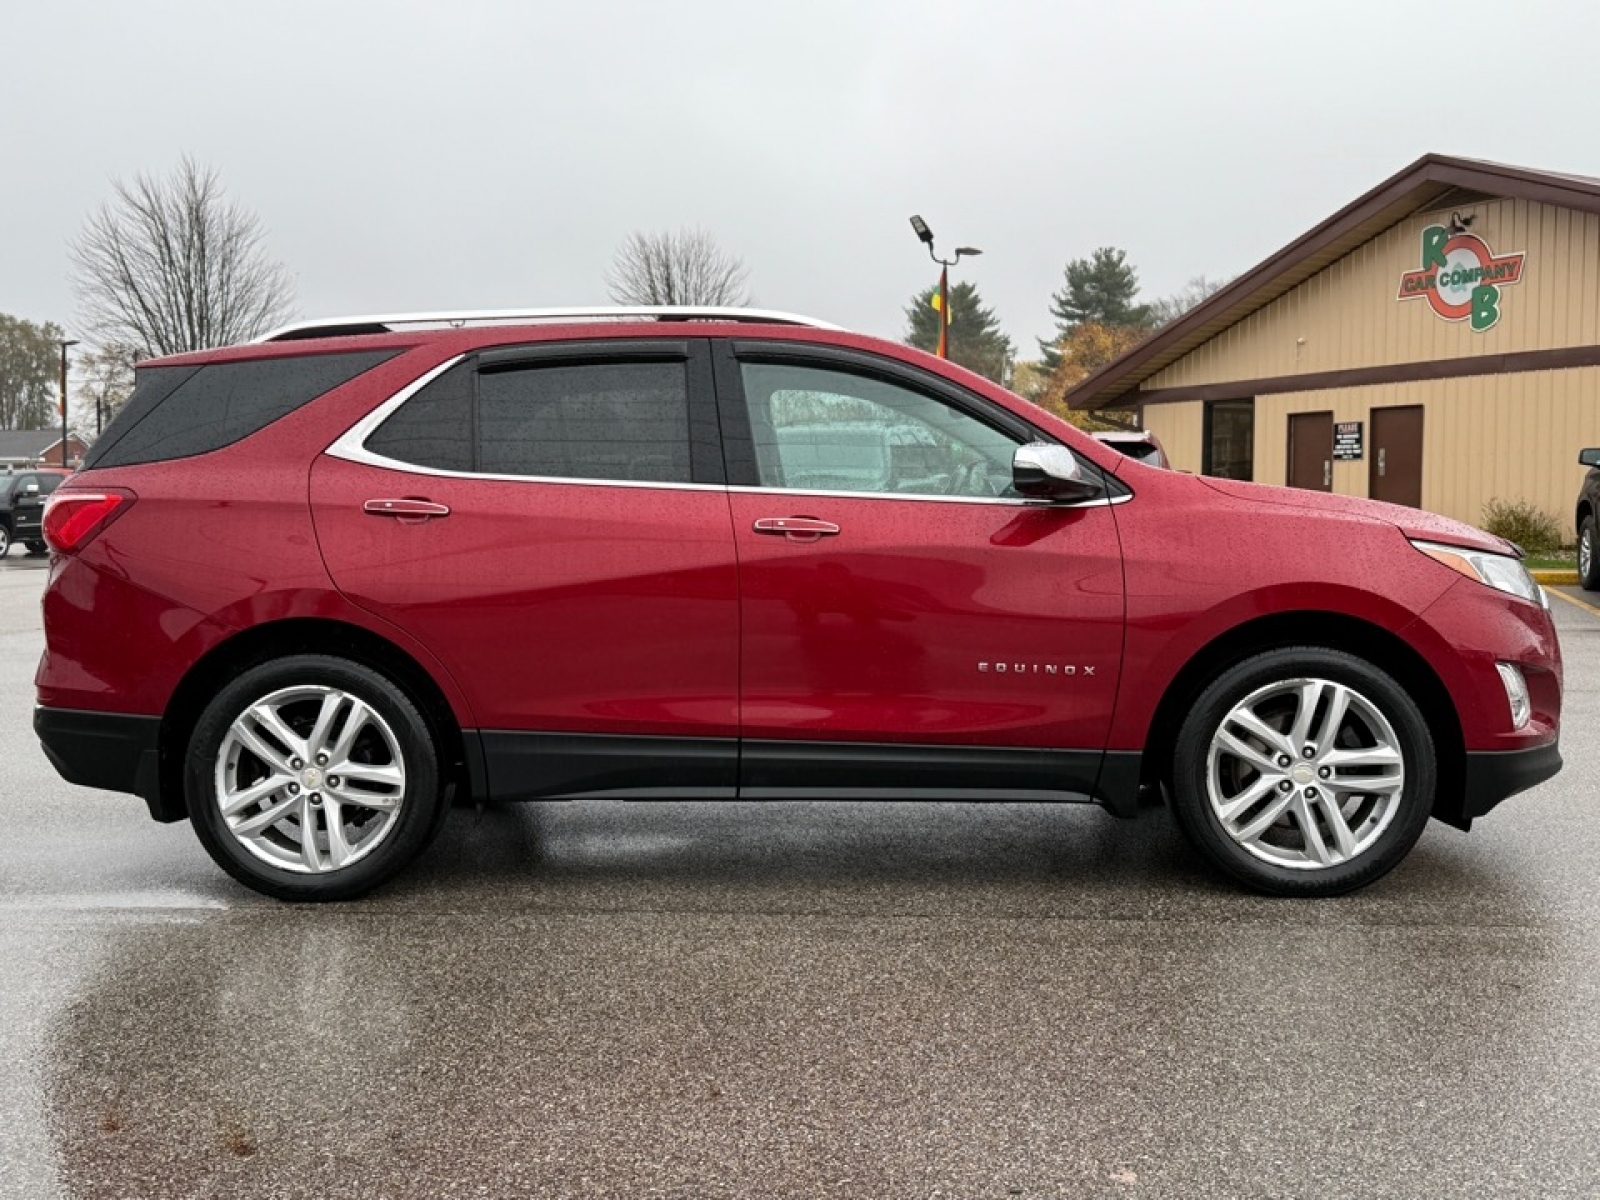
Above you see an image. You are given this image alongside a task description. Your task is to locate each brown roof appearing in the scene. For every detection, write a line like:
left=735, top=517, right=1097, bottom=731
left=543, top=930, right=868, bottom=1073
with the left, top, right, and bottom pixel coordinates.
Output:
left=1066, top=154, right=1600, bottom=410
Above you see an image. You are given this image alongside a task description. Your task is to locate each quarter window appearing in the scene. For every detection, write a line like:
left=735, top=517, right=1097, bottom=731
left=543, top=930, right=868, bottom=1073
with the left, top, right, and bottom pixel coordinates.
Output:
left=739, top=362, right=1021, bottom=498
left=365, top=365, right=473, bottom=472
left=84, top=351, right=397, bottom=470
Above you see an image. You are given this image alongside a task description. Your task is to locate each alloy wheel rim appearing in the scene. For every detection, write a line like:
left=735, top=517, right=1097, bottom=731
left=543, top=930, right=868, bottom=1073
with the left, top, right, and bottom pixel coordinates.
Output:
left=1582, top=528, right=1593, bottom=579
left=1205, top=677, right=1405, bottom=871
left=215, top=685, right=406, bottom=874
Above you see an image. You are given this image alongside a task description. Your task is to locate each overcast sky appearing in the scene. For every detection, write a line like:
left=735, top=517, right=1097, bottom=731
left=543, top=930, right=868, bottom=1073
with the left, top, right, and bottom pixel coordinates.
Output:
left=4, top=0, right=1597, bottom=360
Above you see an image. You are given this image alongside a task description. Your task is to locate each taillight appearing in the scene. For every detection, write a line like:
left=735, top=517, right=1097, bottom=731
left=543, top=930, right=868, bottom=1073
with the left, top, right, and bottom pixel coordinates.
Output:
left=43, top=488, right=137, bottom=554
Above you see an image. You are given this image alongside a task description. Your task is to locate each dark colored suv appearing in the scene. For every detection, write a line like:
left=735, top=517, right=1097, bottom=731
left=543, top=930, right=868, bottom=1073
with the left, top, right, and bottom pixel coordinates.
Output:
left=34, top=308, right=1563, bottom=901
left=0, top=468, right=70, bottom=556
left=1577, top=448, right=1600, bottom=591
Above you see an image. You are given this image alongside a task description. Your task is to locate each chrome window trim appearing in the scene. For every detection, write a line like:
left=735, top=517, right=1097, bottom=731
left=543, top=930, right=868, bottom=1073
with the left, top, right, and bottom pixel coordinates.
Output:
left=326, top=353, right=715, bottom=492
left=325, top=354, right=465, bottom=462
left=724, top=485, right=1129, bottom=509
left=327, top=352, right=1130, bottom=508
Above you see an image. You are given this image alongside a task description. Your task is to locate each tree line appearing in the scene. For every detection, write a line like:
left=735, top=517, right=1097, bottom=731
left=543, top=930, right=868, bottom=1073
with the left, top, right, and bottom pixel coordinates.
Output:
left=900, top=246, right=1226, bottom=427
left=1, top=158, right=1222, bottom=442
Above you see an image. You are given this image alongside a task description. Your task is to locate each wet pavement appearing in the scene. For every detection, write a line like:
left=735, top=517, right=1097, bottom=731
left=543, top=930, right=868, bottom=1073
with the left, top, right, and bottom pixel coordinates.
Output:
left=3, top=555, right=1599, bottom=1198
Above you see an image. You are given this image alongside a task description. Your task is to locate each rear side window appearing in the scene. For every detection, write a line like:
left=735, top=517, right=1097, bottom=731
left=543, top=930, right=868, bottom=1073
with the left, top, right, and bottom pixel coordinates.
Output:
left=479, top=362, right=690, bottom=483
left=84, top=351, right=397, bottom=470
left=368, top=358, right=693, bottom=485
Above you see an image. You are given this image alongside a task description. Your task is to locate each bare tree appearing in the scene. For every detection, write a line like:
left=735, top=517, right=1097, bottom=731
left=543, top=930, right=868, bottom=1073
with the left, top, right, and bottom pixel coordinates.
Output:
left=70, top=158, right=295, bottom=357
left=73, top=343, right=140, bottom=437
left=1148, top=274, right=1230, bottom=327
left=605, top=227, right=751, bottom=307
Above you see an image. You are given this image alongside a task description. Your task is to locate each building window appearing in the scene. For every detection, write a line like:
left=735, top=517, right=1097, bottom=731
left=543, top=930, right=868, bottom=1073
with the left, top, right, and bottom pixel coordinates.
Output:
left=1204, top=399, right=1254, bottom=481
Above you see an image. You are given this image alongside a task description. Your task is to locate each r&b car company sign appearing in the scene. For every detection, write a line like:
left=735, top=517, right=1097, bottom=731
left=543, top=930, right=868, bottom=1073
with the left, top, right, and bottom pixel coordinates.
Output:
left=1398, top=222, right=1525, bottom=331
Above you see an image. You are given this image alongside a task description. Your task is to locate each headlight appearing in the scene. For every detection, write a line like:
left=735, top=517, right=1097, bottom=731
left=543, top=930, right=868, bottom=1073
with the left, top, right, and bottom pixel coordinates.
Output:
left=1411, top=539, right=1548, bottom=608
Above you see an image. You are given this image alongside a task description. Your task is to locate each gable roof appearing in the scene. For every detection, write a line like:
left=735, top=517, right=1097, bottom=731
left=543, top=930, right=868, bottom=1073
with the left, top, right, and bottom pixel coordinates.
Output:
left=0, top=429, right=77, bottom=461
left=1066, top=154, right=1600, bottom=410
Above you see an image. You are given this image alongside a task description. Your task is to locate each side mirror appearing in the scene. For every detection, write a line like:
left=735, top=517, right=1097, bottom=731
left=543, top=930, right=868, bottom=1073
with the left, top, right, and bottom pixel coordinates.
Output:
left=1012, top=443, right=1101, bottom=502
left=1580, top=448, right=1600, bottom=468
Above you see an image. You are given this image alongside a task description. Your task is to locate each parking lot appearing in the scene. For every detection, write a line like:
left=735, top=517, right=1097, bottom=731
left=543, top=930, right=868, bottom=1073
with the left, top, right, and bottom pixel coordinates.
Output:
left=2, top=553, right=1598, bottom=1199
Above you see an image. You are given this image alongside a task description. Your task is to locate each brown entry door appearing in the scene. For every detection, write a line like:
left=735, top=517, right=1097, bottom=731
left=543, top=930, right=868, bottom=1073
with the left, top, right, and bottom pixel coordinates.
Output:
left=1287, top=411, right=1333, bottom=491
left=1370, top=405, right=1424, bottom=508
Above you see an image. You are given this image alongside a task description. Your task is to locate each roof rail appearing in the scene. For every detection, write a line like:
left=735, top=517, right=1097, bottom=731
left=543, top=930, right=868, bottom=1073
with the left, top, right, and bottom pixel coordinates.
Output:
left=257, top=306, right=843, bottom=342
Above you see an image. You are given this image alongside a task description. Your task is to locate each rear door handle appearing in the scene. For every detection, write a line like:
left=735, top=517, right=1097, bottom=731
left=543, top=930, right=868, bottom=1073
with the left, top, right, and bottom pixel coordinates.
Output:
left=753, top=516, right=840, bottom=541
left=364, top=498, right=451, bottom=523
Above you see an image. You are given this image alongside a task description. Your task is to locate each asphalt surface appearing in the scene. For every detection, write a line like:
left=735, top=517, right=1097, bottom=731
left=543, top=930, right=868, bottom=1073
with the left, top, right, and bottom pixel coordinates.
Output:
left=3, top=552, right=1599, bottom=1199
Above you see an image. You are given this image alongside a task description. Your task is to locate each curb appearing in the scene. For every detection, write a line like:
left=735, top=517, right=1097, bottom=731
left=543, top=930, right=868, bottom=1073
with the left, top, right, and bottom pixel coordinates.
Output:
left=1531, top=569, right=1579, bottom=585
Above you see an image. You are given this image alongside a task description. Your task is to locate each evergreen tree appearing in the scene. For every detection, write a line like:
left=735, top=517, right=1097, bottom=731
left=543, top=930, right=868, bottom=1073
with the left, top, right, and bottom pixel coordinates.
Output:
left=903, top=280, right=1014, bottom=385
left=1038, top=247, right=1152, bottom=371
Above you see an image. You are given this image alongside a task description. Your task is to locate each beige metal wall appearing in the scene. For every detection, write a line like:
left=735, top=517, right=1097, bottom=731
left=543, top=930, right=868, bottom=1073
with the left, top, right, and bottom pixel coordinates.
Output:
left=1139, top=401, right=1205, bottom=473
left=1243, top=365, right=1600, bottom=539
left=1143, top=198, right=1600, bottom=391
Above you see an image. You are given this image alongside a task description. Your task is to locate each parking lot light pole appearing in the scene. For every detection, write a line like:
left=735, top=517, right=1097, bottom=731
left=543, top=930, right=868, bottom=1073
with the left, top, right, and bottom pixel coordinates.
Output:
left=908, top=216, right=981, bottom=359
left=58, top=339, right=79, bottom=468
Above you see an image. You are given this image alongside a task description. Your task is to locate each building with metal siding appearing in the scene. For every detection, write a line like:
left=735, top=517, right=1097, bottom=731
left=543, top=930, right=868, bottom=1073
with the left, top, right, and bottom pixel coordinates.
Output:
left=1066, top=155, right=1600, bottom=539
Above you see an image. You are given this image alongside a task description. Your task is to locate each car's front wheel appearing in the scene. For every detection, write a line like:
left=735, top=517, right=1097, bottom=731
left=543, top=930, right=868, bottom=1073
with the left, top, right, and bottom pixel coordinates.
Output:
left=1579, top=515, right=1600, bottom=591
left=0, top=523, right=10, bottom=556
left=1170, top=647, right=1435, bottom=897
left=185, top=656, right=447, bottom=901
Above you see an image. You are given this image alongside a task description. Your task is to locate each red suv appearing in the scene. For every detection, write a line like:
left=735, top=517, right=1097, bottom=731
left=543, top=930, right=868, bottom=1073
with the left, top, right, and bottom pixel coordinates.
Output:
left=34, top=308, right=1562, bottom=900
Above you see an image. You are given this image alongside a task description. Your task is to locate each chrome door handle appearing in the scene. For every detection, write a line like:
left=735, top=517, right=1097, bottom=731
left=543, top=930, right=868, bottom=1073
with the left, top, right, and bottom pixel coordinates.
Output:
left=364, top=498, right=451, bottom=523
left=753, top=516, right=840, bottom=541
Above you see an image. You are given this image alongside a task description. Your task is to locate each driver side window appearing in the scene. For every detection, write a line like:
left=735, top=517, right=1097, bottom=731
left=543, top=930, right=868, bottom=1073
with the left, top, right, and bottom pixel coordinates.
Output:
left=739, top=362, right=1021, bottom=498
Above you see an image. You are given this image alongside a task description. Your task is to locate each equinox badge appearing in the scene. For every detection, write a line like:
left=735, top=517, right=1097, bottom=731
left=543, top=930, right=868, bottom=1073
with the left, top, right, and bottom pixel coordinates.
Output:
left=978, top=661, right=1096, bottom=676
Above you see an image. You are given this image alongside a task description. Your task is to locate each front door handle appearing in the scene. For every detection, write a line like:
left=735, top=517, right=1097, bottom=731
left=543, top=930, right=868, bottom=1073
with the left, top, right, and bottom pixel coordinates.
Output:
left=364, top=498, right=451, bottom=524
left=753, top=516, right=840, bottom=541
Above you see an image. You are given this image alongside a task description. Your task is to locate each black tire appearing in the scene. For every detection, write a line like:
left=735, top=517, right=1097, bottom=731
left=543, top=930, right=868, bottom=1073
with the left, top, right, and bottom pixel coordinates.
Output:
left=1169, top=646, right=1435, bottom=897
left=185, top=655, right=446, bottom=901
left=24, top=540, right=47, bottom=556
left=1579, top=514, right=1600, bottom=592
left=0, top=523, right=10, bottom=557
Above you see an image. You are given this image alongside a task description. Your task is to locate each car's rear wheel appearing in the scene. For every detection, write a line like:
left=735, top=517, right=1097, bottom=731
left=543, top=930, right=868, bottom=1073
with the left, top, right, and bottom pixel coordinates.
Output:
left=1170, top=647, right=1435, bottom=897
left=185, top=656, right=446, bottom=901
left=24, top=540, right=46, bottom=556
left=1579, top=515, right=1600, bottom=591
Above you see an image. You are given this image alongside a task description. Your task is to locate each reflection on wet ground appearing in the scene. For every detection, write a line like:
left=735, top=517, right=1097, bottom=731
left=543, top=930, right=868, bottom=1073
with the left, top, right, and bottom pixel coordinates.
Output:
left=24, top=792, right=1600, bottom=1199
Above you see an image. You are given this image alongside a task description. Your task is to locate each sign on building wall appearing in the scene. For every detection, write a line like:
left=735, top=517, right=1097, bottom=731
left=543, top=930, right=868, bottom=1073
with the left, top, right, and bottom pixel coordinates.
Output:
left=1333, top=421, right=1363, bottom=461
left=1397, top=223, right=1525, bottom=332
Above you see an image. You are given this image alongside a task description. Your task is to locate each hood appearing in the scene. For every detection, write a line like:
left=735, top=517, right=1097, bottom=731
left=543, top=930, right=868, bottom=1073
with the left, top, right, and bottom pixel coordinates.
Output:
left=1195, top=476, right=1515, bottom=555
